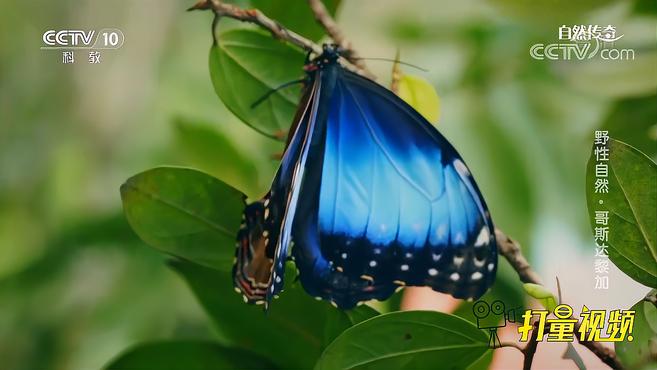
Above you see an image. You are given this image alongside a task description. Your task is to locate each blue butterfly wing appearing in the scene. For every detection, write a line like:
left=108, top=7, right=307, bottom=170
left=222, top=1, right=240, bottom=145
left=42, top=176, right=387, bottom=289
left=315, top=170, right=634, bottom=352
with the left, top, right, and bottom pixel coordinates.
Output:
left=292, top=68, right=497, bottom=308
left=233, top=79, right=321, bottom=307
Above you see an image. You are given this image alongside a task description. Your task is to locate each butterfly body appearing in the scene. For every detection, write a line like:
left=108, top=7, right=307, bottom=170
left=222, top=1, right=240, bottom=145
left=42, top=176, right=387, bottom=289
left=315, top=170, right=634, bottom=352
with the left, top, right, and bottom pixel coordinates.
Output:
left=234, top=45, right=497, bottom=309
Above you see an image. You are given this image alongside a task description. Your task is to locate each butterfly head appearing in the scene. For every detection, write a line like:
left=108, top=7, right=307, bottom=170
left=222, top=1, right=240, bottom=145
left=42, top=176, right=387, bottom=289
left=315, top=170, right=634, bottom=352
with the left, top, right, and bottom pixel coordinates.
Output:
left=304, top=43, right=343, bottom=72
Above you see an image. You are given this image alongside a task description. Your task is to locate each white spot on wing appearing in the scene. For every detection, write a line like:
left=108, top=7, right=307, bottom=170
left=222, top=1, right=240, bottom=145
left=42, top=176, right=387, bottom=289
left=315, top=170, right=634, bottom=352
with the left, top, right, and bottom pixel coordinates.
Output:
left=471, top=272, right=483, bottom=281
left=450, top=272, right=460, bottom=281
left=474, top=227, right=490, bottom=247
left=453, top=159, right=470, bottom=177
left=369, top=260, right=377, bottom=267
left=488, top=263, right=495, bottom=272
left=453, top=255, right=464, bottom=267
left=428, top=268, right=438, bottom=276
left=341, top=252, right=347, bottom=259
left=432, top=253, right=442, bottom=262
left=400, top=264, right=409, bottom=271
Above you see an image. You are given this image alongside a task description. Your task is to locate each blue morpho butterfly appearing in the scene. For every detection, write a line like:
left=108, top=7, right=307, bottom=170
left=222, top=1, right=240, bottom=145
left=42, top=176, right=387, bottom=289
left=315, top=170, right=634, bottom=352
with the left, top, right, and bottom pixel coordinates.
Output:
left=233, top=44, right=497, bottom=310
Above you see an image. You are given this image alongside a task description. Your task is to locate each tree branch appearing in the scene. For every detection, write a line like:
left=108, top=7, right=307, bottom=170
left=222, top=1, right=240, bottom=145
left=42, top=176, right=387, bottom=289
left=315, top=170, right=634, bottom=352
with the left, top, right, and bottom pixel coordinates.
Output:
left=500, top=341, right=524, bottom=352
left=495, top=228, right=624, bottom=370
left=522, top=321, right=541, bottom=370
left=574, top=334, right=624, bottom=370
left=306, top=0, right=367, bottom=72
left=495, top=228, right=544, bottom=285
left=188, top=0, right=371, bottom=77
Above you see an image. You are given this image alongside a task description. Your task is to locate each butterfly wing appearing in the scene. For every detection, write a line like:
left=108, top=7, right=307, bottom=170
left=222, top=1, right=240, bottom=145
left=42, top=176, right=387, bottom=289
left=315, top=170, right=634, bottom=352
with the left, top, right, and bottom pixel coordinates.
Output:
left=292, top=67, right=497, bottom=308
left=232, top=78, right=321, bottom=307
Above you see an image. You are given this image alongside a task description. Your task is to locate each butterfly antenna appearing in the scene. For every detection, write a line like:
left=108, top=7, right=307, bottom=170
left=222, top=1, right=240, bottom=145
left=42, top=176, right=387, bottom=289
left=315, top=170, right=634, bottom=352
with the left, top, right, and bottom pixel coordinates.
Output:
left=352, top=57, right=428, bottom=72
left=251, top=78, right=306, bottom=108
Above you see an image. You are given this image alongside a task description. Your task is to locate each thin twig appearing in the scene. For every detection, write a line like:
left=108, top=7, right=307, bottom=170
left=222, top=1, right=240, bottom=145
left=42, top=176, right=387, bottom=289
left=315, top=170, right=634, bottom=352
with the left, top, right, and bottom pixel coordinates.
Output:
left=522, top=321, right=541, bottom=370
left=495, top=229, right=544, bottom=285
left=500, top=341, right=524, bottom=352
left=496, top=228, right=624, bottom=370
left=306, top=0, right=367, bottom=71
left=574, top=332, right=624, bottom=370
left=390, top=49, right=402, bottom=94
left=189, top=0, right=320, bottom=53
left=188, top=0, right=371, bottom=77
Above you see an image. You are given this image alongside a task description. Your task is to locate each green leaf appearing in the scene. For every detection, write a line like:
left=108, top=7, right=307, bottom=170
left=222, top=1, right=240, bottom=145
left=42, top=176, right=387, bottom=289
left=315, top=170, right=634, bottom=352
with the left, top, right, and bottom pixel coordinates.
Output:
left=601, top=95, right=657, bottom=159
left=104, top=341, right=277, bottom=370
left=466, top=350, right=493, bottom=370
left=397, top=74, right=441, bottom=124
left=323, top=305, right=380, bottom=347
left=523, top=283, right=558, bottom=312
left=615, top=291, right=657, bottom=370
left=251, top=0, right=341, bottom=41
left=316, top=310, right=489, bottom=370
left=173, top=118, right=261, bottom=198
left=120, top=167, right=244, bottom=271
left=210, top=29, right=305, bottom=139
left=586, top=139, right=657, bottom=287
left=170, top=259, right=328, bottom=369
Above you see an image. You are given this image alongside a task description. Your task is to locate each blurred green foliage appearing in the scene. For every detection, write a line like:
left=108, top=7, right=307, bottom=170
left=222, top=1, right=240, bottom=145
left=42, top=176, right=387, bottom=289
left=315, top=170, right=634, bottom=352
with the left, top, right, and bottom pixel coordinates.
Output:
left=105, top=341, right=277, bottom=370
left=1, top=0, right=656, bottom=369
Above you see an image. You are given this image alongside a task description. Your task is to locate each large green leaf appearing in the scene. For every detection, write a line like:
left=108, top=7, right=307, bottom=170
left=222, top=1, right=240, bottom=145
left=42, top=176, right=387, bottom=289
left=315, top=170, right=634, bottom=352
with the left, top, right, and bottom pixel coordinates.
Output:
left=323, top=305, right=380, bottom=347
left=173, top=118, right=261, bottom=198
left=170, top=259, right=328, bottom=369
left=104, top=341, right=277, bottom=370
left=466, top=350, right=494, bottom=370
left=586, top=139, right=657, bottom=287
left=251, top=0, right=341, bottom=41
left=210, top=29, right=305, bottom=139
left=120, top=167, right=244, bottom=271
left=615, top=291, right=657, bottom=370
left=316, top=310, right=489, bottom=370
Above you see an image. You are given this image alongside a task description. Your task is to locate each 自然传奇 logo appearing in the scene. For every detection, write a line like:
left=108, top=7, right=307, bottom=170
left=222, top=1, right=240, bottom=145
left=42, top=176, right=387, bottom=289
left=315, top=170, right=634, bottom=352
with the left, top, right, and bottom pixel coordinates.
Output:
left=530, top=24, right=634, bottom=61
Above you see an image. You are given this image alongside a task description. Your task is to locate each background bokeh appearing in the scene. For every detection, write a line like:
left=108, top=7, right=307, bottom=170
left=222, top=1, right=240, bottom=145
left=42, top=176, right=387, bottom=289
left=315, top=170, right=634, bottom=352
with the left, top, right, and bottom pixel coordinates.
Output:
left=1, top=0, right=655, bottom=369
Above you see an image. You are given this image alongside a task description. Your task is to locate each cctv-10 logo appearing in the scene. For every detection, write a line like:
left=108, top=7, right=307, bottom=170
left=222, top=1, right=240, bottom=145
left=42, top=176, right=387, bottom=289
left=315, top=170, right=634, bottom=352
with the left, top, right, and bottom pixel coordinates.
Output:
left=42, top=28, right=124, bottom=49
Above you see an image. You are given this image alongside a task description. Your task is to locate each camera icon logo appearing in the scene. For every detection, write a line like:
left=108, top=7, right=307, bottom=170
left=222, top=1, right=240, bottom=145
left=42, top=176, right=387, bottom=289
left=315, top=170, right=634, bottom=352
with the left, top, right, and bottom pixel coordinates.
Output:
left=472, top=300, right=519, bottom=348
